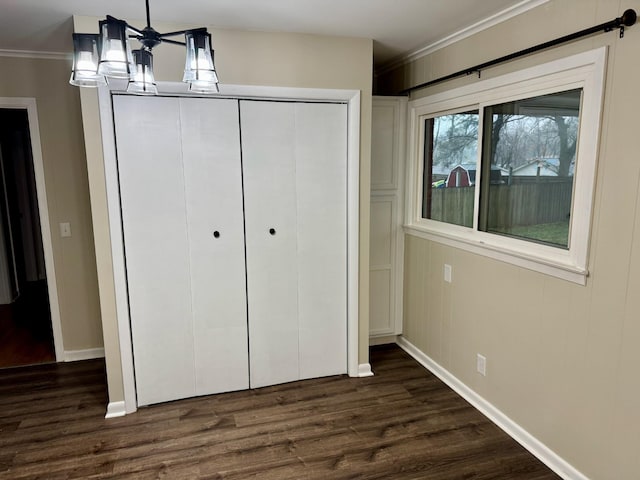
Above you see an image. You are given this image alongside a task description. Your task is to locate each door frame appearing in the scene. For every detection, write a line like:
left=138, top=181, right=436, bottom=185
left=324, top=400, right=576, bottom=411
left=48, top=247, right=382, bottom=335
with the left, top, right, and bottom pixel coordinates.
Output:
left=0, top=98, right=64, bottom=360
left=98, top=83, right=361, bottom=414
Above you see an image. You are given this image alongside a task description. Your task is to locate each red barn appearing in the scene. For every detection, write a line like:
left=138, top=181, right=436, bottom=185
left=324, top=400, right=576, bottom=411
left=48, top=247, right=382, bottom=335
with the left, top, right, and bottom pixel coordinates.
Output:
left=446, top=165, right=472, bottom=187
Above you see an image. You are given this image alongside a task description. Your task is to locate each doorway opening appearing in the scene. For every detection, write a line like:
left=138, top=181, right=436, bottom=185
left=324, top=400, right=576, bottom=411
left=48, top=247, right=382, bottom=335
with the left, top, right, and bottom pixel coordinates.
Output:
left=0, top=108, right=55, bottom=368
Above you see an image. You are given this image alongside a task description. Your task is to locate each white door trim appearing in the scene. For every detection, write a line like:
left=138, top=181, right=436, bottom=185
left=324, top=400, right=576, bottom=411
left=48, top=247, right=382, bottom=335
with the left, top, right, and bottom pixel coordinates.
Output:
left=99, top=84, right=360, bottom=414
left=0, top=97, right=64, bottom=360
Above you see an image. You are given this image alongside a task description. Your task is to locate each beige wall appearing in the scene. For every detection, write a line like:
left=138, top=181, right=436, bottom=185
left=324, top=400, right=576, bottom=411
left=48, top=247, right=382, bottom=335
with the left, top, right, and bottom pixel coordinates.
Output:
left=73, top=16, right=373, bottom=405
left=378, top=0, right=640, bottom=478
left=0, top=56, right=102, bottom=353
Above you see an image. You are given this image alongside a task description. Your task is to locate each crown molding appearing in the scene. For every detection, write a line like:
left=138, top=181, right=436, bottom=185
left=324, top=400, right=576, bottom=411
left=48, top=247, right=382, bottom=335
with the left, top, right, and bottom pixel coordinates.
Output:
left=0, top=49, right=70, bottom=61
left=375, top=0, right=549, bottom=77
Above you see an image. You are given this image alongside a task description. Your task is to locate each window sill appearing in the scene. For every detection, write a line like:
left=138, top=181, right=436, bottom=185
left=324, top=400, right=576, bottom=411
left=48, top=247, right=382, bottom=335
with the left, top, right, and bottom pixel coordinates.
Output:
left=403, top=224, right=588, bottom=285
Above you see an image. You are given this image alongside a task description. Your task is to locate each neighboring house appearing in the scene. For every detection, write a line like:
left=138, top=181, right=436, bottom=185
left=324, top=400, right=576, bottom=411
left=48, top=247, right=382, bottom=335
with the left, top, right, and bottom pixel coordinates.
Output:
left=431, top=163, right=453, bottom=177
left=507, top=157, right=575, bottom=177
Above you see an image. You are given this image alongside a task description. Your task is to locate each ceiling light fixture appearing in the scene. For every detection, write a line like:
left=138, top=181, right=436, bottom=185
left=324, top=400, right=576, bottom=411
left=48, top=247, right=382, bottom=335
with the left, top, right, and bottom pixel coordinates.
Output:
left=70, top=0, right=219, bottom=95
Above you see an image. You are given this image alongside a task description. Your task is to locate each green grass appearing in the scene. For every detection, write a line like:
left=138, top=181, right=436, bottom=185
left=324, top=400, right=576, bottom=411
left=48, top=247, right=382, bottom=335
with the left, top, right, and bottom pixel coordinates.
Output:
left=491, top=221, right=570, bottom=248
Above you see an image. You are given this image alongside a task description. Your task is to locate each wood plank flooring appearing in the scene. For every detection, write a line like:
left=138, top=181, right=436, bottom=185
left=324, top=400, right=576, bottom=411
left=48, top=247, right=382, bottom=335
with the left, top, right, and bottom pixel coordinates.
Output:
left=0, top=345, right=560, bottom=479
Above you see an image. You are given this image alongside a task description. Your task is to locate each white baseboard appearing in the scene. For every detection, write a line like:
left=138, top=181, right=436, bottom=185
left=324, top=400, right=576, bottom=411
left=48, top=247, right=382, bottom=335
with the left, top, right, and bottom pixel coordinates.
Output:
left=358, top=363, right=374, bottom=377
left=395, top=336, right=589, bottom=480
left=63, top=347, right=105, bottom=362
left=105, top=401, right=126, bottom=419
left=369, top=334, right=399, bottom=346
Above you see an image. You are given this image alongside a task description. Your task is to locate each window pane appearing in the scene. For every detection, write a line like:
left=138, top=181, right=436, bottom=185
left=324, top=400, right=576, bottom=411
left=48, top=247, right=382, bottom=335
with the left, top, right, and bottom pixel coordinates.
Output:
left=479, top=89, right=582, bottom=248
left=422, top=110, right=479, bottom=227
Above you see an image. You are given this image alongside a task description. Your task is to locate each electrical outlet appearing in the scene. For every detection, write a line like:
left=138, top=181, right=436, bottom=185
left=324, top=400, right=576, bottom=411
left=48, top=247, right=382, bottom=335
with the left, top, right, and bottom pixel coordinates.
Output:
left=477, top=354, right=487, bottom=376
left=444, top=264, right=452, bottom=283
left=59, top=222, right=71, bottom=238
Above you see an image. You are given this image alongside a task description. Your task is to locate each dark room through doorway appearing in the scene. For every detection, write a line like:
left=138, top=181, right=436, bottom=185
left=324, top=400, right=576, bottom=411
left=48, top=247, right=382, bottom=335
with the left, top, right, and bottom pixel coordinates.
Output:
left=0, top=108, right=54, bottom=368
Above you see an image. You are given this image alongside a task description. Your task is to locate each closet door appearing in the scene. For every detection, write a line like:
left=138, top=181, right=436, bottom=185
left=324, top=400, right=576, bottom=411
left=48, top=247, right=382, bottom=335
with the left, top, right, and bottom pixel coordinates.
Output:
left=114, top=96, right=248, bottom=406
left=241, top=101, right=300, bottom=388
left=114, top=96, right=195, bottom=406
left=179, top=98, right=249, bottom=396
left=241, top=100, right=348, bottom=388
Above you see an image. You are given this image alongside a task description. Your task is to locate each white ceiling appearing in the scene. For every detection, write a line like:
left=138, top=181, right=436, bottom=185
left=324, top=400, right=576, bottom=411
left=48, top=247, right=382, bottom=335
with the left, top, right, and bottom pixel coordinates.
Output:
left=0, top=0, right=542, bottom=68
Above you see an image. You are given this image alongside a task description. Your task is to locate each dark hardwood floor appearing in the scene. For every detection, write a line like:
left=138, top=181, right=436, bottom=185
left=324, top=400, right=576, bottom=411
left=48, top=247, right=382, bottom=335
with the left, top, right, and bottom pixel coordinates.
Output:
left=0, top=345, right=560, bottom=479
left=0, top=281, right=55, bottom=369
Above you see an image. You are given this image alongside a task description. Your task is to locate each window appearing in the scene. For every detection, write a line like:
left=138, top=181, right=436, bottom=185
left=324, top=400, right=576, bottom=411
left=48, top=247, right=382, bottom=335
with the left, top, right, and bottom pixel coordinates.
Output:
left=407, top=48, right=607, bottom=284
left=479, top=89, right=581, bottom=249
left=422, top=110, right=478, bottom=228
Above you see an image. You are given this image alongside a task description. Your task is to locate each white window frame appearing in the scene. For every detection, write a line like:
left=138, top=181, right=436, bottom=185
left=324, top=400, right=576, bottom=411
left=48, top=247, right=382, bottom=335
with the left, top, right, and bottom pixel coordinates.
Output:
left=405, top=47, right=607, bottom=285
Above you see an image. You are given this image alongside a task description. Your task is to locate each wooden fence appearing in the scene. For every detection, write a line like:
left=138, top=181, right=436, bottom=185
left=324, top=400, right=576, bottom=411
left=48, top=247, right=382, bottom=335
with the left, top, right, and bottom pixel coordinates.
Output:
left=428, top=179, right=573, bottom=228
left=428, top=186, right=474, bottom=227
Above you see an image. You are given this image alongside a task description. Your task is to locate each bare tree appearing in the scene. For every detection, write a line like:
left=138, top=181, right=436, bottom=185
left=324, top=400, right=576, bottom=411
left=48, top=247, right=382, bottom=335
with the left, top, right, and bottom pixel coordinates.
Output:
left=553, top=115, right=577, bottom=177
left=432, top=112, right=479, bottom=167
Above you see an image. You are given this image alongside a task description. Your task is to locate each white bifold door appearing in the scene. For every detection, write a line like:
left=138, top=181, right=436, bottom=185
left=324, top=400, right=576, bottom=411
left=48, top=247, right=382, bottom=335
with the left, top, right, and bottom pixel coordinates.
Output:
left=241, top=101, right=348, bottom=388
left=113, top=95, right=347, bottom=406
left=114, top=96, right=249, bottom=406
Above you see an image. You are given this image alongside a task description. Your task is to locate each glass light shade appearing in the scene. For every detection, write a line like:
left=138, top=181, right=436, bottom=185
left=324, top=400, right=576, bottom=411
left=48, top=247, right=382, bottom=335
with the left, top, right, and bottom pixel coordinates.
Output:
left=127, top=49, right=158, bottom=95
left=183, top=30, right=219, bottom=92
left=69, top=34, right=107, bottom=87
left=98, top=17, right=136, bottom=79
left=188, top=79, right=220, bottom=94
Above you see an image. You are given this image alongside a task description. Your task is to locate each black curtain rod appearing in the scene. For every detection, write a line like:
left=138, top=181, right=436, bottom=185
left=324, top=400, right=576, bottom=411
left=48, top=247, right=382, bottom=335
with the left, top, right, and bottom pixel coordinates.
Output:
left=399, top=8, right=637, bottom=95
